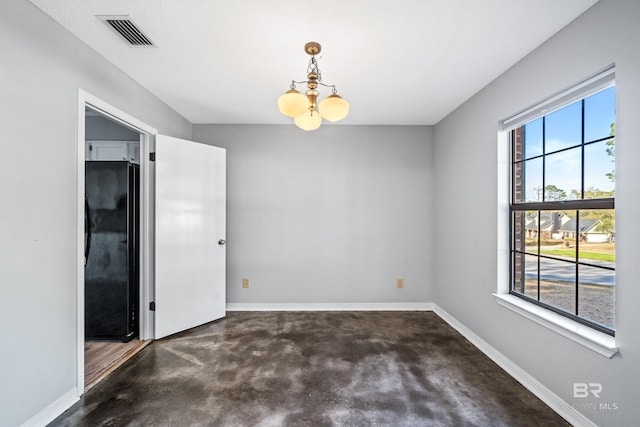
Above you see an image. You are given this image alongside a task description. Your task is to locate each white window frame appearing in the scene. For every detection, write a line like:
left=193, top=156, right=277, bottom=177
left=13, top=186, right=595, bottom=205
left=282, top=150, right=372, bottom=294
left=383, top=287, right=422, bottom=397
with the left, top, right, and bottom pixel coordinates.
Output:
left=495, top=65, right=618, bottom=358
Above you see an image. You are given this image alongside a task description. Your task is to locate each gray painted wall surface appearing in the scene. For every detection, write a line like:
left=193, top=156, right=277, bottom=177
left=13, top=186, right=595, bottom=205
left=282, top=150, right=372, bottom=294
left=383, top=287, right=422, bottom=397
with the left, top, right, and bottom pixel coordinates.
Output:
left=0, top=1, right=191, bottom=426
left=193, top=125, right=434, bottom=305
left=433, top=0, right=639, bottom=425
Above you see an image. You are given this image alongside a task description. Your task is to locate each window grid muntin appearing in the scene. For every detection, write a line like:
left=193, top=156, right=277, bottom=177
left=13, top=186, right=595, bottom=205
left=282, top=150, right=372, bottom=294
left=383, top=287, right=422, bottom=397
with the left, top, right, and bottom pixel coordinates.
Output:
left=509, top=88, right=615, bottom=335
left=509, top=210, right=615, bottom=335
left=516, top=134, right=614, bottom=164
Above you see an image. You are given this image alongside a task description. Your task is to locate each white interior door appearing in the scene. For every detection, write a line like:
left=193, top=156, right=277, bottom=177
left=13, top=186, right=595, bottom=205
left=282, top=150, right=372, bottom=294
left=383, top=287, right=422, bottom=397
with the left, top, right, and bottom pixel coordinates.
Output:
left=155, top=135, right=226, bottom=339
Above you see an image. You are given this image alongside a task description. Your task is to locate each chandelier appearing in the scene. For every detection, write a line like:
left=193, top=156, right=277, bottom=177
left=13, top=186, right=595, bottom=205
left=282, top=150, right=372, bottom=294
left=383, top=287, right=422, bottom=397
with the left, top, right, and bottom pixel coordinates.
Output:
left=277, top=42, right=349, bottom=131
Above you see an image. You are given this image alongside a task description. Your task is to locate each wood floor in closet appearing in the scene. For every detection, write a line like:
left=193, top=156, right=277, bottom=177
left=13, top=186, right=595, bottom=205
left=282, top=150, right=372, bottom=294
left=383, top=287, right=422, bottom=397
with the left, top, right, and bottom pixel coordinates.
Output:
left=85, top=339, right=150, bottom=389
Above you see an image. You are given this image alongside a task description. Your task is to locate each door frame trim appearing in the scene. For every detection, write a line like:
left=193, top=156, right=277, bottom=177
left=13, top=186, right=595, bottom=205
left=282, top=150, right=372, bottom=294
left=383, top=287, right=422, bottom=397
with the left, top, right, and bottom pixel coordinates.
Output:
left=76, top=89, right=157, bottom=396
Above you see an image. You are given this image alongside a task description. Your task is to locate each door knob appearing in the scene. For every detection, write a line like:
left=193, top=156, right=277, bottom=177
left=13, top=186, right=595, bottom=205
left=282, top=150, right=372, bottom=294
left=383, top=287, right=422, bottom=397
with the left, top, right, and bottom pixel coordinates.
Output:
left=218, top=239, right=226, bottom=246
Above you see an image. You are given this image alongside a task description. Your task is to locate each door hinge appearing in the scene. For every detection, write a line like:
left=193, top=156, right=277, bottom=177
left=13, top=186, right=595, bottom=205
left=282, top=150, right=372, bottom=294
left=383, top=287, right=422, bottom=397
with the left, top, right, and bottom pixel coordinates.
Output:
left=149, top=301, right=156, bottom=311
left=149, top=152, right=156, bottom=162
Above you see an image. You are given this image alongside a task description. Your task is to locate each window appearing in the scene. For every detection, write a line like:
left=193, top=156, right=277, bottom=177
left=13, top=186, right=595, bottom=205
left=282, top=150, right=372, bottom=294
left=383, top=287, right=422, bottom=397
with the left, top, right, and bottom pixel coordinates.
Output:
left=509, top=79, right=615, bottom=336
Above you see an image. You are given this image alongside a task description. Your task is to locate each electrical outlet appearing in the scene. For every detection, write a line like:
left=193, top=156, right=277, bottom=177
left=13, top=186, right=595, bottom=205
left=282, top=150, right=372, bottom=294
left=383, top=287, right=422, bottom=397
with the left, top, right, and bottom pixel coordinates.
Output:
left=396, top=278, right=404, bottom=288
left=242, top=278, right=249, bottom=288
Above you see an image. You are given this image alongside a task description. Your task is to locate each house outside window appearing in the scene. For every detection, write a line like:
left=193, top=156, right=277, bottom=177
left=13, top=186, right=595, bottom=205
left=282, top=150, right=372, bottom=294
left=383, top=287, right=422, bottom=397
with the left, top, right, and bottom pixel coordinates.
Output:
left=509, top=74, right=615, bottom=336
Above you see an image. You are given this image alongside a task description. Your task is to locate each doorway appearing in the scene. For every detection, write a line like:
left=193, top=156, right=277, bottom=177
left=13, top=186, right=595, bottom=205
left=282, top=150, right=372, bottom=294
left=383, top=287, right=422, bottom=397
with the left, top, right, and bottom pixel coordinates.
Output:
left=83, top=108, right=147, bottom=388
left=76, top=90, right=227, bottom=397
left=77, top=90, right=157, bottom=394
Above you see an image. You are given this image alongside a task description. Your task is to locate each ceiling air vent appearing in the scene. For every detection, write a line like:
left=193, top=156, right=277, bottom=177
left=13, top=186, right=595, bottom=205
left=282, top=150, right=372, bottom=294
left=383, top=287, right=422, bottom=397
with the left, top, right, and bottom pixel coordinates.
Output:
left=97, top=15, right=155, bottom=47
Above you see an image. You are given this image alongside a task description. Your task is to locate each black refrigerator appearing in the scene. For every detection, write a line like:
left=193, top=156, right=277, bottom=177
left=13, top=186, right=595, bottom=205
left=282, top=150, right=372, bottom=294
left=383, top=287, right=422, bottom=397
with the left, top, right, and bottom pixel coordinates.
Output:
left=85, top=161, right=139, bottom=342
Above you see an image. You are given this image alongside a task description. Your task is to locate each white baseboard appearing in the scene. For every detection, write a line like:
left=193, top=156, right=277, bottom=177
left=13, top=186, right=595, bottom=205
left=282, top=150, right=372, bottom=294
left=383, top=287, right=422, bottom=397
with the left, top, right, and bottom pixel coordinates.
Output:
left=226, top=302, right=434, bottom=311
left=21, top=387, right=79, bottom=427
left=431, top=304, right=596, bottom=427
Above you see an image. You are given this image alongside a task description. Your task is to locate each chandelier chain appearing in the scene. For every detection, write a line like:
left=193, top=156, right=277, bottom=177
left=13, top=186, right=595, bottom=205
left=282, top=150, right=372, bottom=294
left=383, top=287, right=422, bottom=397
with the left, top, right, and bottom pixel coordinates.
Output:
left=307, top=55, right=323, bottom=81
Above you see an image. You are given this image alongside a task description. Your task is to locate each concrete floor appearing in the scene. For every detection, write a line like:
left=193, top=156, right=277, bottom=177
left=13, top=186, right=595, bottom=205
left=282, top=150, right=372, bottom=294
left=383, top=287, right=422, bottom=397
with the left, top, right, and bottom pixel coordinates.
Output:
left=50, top=311, right=569, bottom=426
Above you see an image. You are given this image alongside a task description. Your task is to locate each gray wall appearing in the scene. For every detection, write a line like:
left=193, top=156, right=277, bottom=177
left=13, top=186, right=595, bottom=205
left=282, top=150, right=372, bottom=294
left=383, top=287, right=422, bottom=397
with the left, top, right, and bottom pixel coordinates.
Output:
left=193, top=125, right=434, bottom=305
left=0, top=1, right=191, bottom=426
left=433, top=0, right=639, bottom=425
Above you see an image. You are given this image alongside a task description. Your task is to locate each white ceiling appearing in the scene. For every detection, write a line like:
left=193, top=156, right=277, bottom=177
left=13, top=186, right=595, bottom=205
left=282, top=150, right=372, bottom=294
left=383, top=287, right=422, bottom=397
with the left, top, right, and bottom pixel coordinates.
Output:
left=28, top=0, right=598, bottom=125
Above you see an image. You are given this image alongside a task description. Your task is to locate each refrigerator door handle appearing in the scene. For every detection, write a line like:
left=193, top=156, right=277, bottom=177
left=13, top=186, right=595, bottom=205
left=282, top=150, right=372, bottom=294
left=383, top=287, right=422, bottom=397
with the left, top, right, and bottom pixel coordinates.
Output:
left=84, top=195, right=92, bottom=267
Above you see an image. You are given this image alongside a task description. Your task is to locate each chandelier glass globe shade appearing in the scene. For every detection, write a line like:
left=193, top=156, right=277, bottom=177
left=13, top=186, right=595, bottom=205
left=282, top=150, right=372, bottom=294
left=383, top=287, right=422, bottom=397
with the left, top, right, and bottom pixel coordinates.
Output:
left=294, top=110, right=322, bottom=131
left=277, top=89, right=308, bottom=118
left=319, top=94, right=349, bottom=122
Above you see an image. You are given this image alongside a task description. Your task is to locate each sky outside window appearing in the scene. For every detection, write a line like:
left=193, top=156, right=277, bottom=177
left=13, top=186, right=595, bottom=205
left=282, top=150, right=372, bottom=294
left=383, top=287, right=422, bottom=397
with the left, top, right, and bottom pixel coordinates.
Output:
left=521, top=86, right=615, bottom=202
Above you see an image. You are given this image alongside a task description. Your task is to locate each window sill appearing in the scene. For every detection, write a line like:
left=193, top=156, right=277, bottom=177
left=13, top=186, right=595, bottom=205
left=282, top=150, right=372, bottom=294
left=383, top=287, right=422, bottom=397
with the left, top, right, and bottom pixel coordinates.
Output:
left=493, top=293, right=618, bottom=358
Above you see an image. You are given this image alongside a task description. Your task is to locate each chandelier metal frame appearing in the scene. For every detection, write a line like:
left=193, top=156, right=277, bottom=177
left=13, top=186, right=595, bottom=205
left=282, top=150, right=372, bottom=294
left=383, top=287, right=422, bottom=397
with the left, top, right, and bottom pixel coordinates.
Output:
left=277, top=42, right=349, bottom=131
